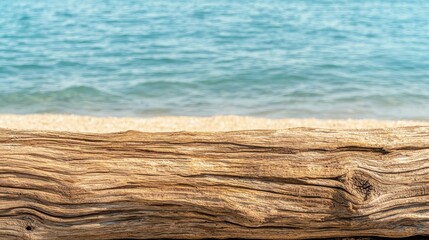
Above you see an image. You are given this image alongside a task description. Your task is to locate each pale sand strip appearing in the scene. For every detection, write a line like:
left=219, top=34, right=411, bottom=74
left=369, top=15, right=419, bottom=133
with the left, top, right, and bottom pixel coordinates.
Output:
left=0, top=114, right=428, bottom=133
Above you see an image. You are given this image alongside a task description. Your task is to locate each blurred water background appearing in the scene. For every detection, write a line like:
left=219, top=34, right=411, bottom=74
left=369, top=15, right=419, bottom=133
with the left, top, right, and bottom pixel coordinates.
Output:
left=1, top=0, right=429, bottom=119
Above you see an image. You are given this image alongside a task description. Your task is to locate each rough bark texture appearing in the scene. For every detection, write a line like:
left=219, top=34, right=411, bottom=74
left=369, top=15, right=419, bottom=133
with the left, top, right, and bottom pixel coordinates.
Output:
left=0, top=127, right=428, bottom=239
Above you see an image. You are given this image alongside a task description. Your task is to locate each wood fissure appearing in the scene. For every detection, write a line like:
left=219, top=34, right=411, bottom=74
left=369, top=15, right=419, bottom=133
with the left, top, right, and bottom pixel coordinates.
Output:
left=0, top=127, right=428, bottom=239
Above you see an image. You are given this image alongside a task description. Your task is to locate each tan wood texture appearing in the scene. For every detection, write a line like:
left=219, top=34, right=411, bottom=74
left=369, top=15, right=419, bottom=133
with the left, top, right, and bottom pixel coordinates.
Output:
left=0, top=127, right=428, bottom=239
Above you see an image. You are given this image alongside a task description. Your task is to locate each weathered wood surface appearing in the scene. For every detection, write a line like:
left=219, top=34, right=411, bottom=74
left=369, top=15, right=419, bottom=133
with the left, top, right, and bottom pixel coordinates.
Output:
left=0, top=127, right=428, bottom=239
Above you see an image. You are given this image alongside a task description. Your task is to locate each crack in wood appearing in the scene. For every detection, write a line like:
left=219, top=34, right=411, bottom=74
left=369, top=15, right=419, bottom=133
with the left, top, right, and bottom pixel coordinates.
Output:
left=352, top=176, right=374, bottom=201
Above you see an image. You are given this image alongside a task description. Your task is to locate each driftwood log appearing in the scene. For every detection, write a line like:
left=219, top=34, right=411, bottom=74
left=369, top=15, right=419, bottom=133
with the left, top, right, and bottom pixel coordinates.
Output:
left=0, top=127, right=428, bottom=239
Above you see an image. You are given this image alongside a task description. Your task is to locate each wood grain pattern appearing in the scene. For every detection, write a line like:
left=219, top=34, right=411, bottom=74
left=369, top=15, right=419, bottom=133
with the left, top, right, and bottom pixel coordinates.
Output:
left=0, top=127, right=428, bottom=239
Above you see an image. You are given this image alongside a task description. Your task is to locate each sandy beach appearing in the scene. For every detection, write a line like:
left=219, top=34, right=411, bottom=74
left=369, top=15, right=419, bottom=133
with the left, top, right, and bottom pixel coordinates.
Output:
left=0, top=114, right=428, bottom=133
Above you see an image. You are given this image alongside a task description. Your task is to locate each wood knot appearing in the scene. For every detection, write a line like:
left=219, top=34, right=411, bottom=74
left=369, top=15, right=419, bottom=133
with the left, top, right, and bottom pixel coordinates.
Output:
left=352, top=175, right=374, bottom=201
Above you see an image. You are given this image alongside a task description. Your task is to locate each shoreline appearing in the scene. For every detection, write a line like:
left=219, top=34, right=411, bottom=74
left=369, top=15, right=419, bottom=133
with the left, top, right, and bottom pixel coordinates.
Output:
left=0, top=114, right=428, bottom=133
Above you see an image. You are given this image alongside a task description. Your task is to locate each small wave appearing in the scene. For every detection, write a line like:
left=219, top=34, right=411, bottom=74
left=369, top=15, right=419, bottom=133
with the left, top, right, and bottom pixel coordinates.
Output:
left=122, top=81, right=201, bottom=96
left=0, top=86, right=118, bottom=105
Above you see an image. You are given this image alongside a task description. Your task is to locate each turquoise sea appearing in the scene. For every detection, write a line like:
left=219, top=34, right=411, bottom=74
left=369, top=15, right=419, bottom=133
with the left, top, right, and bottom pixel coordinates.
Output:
left=1, top=0, right=429, bottom=119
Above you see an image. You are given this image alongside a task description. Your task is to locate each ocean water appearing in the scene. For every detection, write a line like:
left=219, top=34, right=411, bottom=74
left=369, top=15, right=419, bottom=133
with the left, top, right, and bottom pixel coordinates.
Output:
left=1, top=0, right=429, bottom=119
